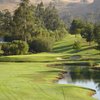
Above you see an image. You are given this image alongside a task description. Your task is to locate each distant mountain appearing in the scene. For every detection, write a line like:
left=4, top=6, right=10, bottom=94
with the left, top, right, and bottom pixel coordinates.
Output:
left=0, top=0, right=94, bottom=11
left=0, top=0, right=99, bottom=24
left=0, top=0, right=94, bottom=5
left=92, top=0, right=100, bottom=10
left=90, top=0, right=100, bottom=23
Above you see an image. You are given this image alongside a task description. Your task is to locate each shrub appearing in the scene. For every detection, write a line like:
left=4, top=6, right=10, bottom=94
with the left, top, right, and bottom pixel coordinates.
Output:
left=29, top=37, right=54, bottom=53
left=2, top=40, right=29, bottom=55
left=73, top=41, right=81, bottom=51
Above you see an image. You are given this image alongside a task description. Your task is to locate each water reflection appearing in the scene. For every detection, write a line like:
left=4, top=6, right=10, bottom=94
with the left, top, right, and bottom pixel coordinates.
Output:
left=58, top=66, right=100, bottom=100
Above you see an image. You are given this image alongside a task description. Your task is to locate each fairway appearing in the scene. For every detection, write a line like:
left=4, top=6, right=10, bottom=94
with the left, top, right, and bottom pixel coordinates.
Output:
left=0, top=34, right=98, bottom=100
left=0, top=55, right=95, bottom=100
left=53, top=34, right=99, bottom=55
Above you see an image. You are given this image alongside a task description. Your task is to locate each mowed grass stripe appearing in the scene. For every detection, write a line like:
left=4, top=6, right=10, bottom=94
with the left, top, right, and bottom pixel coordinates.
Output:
left=0, top=34, right=97, bottom=100
left=0, top=62, right=95, bottom=100
left=0, top=83, right=19, bottom=100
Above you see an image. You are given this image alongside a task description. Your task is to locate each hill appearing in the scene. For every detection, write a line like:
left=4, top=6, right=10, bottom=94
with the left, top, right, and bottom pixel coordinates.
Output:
left=0, top=0, right=100, bottom=27
left=0, top=0, right=94, bottom=11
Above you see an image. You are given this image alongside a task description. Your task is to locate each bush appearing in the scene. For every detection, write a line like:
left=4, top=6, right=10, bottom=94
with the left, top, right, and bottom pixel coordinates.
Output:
left=54, top=28, right=68, bottom=41
left=29, top=37, right=54, bottom=53
left=2, top=40, right=29, bottom=55
left=73, top=41, right=81, bottom=51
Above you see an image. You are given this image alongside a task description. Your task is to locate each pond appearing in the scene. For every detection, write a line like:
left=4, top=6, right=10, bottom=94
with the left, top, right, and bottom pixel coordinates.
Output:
left=58, top=66, right=100, bottom=100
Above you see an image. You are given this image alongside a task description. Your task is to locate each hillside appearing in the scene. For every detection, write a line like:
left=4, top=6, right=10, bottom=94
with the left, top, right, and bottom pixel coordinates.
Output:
left=0, top=0, right=94, bottom=11
left=91, top=0, right=100, bottom=10
left=0, top=0, right=94, bottom=3
left=0, top=0, right=100, bottom=27
left=53, top=34, right=99, bottom=55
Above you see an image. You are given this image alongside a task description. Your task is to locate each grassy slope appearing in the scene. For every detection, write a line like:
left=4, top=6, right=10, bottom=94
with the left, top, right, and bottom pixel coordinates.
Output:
left=53, top=34, right=99, bottom=55
left=0, top=34, right=97, bottom=100
left=53, top=34, right=100, bottom=64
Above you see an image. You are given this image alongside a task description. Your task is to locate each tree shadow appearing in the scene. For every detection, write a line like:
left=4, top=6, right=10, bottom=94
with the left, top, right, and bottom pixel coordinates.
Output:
left=68, top=46, right=96, bottom=54
left=53, top=44, right=73, bottom=53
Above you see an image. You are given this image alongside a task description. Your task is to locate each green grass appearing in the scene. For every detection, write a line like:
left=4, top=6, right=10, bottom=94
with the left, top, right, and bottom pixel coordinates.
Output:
left=53, top=34, right=100, bottom=65
left=0, top=62, right=95, bottom=100
left=0, top=53, right=61, bottom=62
left=53, top=34, right=99, bottom=55
left=0, top=34, right=98, bottom=100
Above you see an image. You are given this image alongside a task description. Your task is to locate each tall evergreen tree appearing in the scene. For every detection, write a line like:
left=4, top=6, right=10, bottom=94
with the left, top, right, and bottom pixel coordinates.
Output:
left=0, top=11, right=4, bottom=36
left=0, top=10, right=12, bottom=36
left=35, top=2, right=44, bottom=21
left=44, top=4, right=61, bottom=31
left=12, top=0, right=36, bottom=42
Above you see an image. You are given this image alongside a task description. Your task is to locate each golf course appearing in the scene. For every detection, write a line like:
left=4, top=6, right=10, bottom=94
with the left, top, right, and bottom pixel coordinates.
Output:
left=0, top=34, right=99, bottom=100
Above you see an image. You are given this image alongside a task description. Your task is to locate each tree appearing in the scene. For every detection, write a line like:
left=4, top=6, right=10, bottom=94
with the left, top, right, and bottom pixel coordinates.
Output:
left=70, top=19, right=84, bottom=37
left=81, top=23, right=94, bottom=45
left=1, top=1, right=68, bottom=54
left=29, top=37, right=54, bottom=53
left=0, top=11, right=4, bottom=36
left=0, top=10, right=12, bottom=36
left=35, top=2, right=44, bottom=21
left=12, top=0, right=36, bottom=42
left=44, top=4, right=62, bottom=31
left=94, top=24, right=100, bottom=48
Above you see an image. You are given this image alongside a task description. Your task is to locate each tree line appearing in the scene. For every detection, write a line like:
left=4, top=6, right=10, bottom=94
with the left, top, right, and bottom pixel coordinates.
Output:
left=0, top=0, right=68, bottom=55
left=70, top=19, right=100, bottom=50
left=0, top=0, right=99, bottom=55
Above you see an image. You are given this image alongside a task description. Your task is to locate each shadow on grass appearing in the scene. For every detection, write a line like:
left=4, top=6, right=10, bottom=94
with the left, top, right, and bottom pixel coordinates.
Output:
left=53, top=44, right=95, bottom=54
left=54, top=41, right=68, bottom=45
left=0, top=60, right=58, bottom=63
left=80, top=46, right=95, bottom=52
left=68, top=46, right=96, bottom=54
left=53, top=44, right=73, bottom=53
left=39, top=70, right=62, bottom=73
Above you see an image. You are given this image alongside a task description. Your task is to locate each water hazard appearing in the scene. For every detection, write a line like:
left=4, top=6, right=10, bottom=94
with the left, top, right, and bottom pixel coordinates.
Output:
left=58, top=66, right=100, bottom=100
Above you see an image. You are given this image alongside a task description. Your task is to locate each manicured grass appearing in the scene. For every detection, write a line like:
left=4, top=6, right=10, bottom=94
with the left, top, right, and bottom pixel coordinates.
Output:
left=53, top=34, right=100, bottom=65
left=53, top=34, right=99, bottom=55
left=0, top=62, right=95, bottom=100
left=0, top=34, right=98, bottom=100
left=0, top=53, right=61, bottom=62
